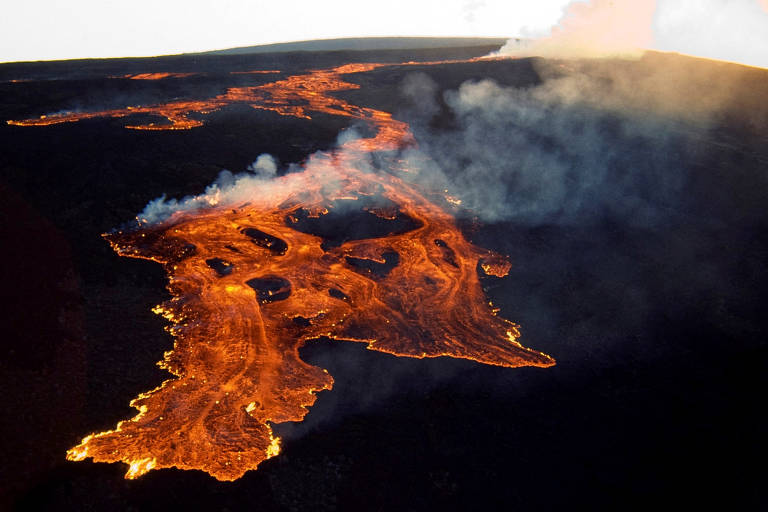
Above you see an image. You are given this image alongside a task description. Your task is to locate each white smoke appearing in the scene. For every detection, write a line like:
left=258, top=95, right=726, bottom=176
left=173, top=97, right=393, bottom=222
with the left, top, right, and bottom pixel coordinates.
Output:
left=246, top=153, right=278, bottom=177
left=400, top=72, right=441, bottom=120
left=134, top=36, right=764, bottom=230
left=138, top=159, right=285, bottom=225
left=136, top=57, right=749, bottom=229
left=135, top=127, right=374, bottom=226
left=497, top=0, right=656, bottom=60
left=497, top=0, right=768, bottom=69
left=394, top=52, right=760, bottom=227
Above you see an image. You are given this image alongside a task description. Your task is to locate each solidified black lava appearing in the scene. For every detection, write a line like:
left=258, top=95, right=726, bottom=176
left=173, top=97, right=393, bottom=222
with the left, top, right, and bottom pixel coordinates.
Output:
left=434, top=238, right=458, bottom=268
left=241, top=227, right=288, bottom=255
left=245, top=275, right=292, bottom=303
left=287, top=197, right=422, bottom=250
left=328, top=287, right=351, bottom=302
left=345, top=250, right=400, bottom=278
left=105, top=230, right=197, bottom=263
left=291, top=316, right=312, bottom=327
left=205, top=257, right=234, bottom=276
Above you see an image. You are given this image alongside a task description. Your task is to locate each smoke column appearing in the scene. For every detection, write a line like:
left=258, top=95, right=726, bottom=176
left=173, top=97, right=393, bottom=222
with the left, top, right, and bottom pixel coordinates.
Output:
left=499, top=0, right=656, bottom=59
left=498, top=0, right=768, bottom=69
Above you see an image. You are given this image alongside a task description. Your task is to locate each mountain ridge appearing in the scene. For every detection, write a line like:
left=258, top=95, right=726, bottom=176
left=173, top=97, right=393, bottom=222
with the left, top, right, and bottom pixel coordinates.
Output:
left=194, top=36, right=508, bottom=56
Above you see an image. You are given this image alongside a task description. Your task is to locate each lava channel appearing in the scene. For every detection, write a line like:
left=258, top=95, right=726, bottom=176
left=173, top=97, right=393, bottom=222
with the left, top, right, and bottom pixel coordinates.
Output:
left=50, top=60, right=555, bottom=481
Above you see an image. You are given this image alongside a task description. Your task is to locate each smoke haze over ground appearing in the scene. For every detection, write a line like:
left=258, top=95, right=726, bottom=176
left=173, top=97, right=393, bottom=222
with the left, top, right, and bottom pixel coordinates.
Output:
left=139, top=51, right=764, bottom=229
left=397, top=54, right=767, bottom=227
left=284, top=51, right=767, bottom=437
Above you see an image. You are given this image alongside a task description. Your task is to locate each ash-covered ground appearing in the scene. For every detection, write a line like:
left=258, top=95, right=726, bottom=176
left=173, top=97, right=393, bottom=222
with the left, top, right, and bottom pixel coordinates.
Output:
left=0, top=42, right=765, bottom=510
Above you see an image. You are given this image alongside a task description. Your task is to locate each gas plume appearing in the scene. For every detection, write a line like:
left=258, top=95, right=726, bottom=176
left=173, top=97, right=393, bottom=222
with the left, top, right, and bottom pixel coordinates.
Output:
left=498, top=0, right=656, bottom=59
left=498, top=0, right=768, bottom=69
left=396, top=53, right=766, bottom=227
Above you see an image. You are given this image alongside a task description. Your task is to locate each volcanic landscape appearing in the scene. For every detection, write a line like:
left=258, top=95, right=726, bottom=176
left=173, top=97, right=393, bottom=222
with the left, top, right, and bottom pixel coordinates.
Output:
left=1, top=39, right=765, bottom=510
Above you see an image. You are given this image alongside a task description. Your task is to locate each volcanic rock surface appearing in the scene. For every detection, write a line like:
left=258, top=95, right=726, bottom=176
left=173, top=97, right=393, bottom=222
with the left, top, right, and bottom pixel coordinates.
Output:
left=1, top=41, right=766, bottom=510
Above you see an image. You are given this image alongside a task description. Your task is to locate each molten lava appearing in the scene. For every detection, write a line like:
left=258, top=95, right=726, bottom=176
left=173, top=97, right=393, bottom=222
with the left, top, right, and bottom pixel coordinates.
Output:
left=6, top=63, right=398, bottom=130
left=230, top=70, right=281, bottom=75
left=21, top=59, right=555, bottom=480
left=6, top=58, right=487, bottom=131
left=117, top=72, right=199, bottom=80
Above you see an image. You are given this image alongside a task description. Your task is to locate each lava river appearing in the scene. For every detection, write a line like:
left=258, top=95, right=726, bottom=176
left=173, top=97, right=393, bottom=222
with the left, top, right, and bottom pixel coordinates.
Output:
left=23, top=60, right=555, bottom=480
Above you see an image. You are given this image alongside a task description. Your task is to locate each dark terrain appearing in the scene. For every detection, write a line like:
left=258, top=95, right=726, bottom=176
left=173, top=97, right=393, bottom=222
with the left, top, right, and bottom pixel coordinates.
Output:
left=0, top=42, right=766, bottom=510
left=199, top=36, right=509, bottom=55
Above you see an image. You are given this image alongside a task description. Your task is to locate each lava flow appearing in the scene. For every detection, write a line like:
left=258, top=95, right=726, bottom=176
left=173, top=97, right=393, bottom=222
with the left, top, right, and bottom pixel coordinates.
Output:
left=6, top=63, right=399, bottom=130
left=117, top=72, right=199, bottom=80
left=5, top=58, right=491, bottom=130
left=56, top=60, right=554, bottom=481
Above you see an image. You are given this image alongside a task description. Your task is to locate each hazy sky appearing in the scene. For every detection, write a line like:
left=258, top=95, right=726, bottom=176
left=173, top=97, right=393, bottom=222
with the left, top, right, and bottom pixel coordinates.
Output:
left=1, top=0, right=767, bottom=67
left=0, top=0, right=570, bottom=62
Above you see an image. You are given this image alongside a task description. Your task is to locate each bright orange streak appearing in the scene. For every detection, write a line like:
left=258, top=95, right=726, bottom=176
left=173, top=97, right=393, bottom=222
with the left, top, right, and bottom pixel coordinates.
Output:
left=7, top=65, right=390, bottom=130
left=43, top=59, right=554, bottom=481
left=6, top=59, right=486, bottom=131
left=118, top=72, right=199, bottom=80
left=230, top=70, right=281, bottom=75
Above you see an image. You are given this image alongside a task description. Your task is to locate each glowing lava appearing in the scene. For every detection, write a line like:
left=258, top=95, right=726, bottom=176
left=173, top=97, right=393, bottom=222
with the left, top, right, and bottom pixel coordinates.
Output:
left=6, top=59, right=486, bottom=131
left=6, top=63, right=400, bottom=130
left=230, top=70, right=281, bottom=75
left=117, top=72, right=199, bottom=80
left=43, top=60, right=554, bottom=480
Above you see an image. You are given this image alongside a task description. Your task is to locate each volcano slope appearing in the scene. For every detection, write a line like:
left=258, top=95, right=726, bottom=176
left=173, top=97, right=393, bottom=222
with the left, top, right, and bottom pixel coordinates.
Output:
left=1, top=42, right=766, bottom=510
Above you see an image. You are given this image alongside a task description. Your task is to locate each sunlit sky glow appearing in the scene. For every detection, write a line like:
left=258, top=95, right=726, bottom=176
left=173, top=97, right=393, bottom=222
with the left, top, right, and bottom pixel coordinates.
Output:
left=1, top=0, right=767, bottom=68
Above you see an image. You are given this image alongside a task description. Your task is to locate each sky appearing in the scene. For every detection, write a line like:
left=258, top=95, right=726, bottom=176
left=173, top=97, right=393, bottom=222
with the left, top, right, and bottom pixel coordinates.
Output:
left=1, top=0, right=767, bottom=67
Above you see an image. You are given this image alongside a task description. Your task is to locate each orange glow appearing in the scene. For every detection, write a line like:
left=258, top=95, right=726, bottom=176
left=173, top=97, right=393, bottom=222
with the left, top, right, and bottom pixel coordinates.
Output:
left=6, top=59, right=487, bottom=131
left=117, top=72, right=198, bottom=80
left=230, top=70, right=281, bottom=75
left=9, top=65, right=396, bottom=130
left=29, top=59, right=554, bottom=481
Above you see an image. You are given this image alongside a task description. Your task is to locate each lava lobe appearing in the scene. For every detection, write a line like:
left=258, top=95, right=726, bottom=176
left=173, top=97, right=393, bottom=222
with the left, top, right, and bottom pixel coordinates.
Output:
left=61, top=59, right=554, bottom=481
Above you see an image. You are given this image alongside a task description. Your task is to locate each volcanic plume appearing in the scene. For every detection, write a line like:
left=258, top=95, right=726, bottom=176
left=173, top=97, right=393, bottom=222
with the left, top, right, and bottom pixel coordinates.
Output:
left=498, top=0, right=768, bottom=69
left=51, top=61, right=554, bottom=480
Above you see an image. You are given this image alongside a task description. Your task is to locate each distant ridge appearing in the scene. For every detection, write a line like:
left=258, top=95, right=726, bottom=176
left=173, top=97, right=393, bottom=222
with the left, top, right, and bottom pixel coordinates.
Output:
left=196, top=37, right=508, bottom=56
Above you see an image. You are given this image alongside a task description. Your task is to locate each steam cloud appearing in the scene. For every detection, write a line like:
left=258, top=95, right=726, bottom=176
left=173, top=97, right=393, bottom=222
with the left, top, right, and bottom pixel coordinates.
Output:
left=137, top=131, right=373, bottom=225
left=395, top=56, right=753, bottom=228
left=138, top=54, right=752, bottom=232
left=498, top=0, right=656, bottom=59
left=498, top=0, right=768, bottom=68
left=133, top=1, right=767, bottom=227
left=246, top=153, right=279, bottom=177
